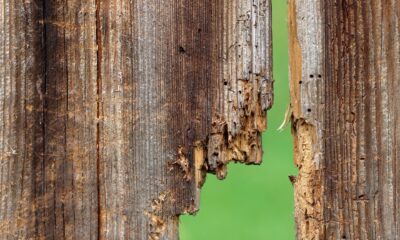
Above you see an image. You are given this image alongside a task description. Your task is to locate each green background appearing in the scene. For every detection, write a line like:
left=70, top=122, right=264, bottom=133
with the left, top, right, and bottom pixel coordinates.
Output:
left=180, top=1, right=295, bottom=239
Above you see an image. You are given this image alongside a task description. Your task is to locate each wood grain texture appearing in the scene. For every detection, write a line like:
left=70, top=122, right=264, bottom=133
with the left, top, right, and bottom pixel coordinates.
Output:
left=290, top=0, right=400, bottom=239
left=0, top=0, right=272, bottom=239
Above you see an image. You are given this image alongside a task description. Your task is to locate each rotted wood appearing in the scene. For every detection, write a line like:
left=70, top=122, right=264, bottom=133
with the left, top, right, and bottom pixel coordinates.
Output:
left=290, top=0, right=400, bottom=239
left=0, top=0, right=272, bottom=239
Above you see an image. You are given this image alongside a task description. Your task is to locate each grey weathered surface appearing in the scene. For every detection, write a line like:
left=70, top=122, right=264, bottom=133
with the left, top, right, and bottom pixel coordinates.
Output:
left=0, top=0, right=272, bottom=239
left=290, top=0, right=400, bottom=239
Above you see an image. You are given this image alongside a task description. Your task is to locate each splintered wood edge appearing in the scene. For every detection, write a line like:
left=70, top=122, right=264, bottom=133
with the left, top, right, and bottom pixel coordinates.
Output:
left=194, top=0, right=273, bottom=187
left=289, top=0, right=324, bottom=239
left=143, top=1, right=272, bottom=237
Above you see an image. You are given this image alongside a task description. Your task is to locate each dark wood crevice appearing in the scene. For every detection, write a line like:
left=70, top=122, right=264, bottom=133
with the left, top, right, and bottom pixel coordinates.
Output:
left=95, top=0, right=102, bottom=239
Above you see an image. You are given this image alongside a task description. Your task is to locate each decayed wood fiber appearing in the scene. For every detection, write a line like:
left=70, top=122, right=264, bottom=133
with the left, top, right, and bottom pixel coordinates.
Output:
left=290, top=0, right=400, bottom=239
left=0, top=0, right=272, bottom=239
left=206, top=0, right=273, bottom=181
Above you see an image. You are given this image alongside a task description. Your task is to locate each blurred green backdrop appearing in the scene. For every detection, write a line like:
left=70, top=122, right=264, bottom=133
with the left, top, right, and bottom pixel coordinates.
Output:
left=180, top=1, right=295, bottom=239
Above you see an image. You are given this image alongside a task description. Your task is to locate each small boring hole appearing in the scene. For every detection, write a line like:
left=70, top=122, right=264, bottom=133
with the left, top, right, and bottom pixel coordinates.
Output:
left=179, top=46, right=186, bottom=53
left=307, top=108, right=312, bottom=112
left=310, top=74, right=314, bottom=78
left=299, top=81, right=303, bottom=84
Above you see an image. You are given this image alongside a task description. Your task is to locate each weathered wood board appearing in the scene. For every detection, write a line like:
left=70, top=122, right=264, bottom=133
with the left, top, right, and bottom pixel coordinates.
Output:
left=0, top=0, right=272, bottom=239
left=290, top=0, right=400, bottom=239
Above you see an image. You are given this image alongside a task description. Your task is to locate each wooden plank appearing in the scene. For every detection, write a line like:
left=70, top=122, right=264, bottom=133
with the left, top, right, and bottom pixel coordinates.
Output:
left=0, top=0, right=272, bottom=239
left=290, top=0, right=400, bottom=239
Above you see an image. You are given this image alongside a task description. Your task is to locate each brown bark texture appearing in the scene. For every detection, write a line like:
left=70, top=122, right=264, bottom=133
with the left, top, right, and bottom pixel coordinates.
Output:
left=0, top=0, right=272, bottom=239
left=290, top=0, right=400, bottom=239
